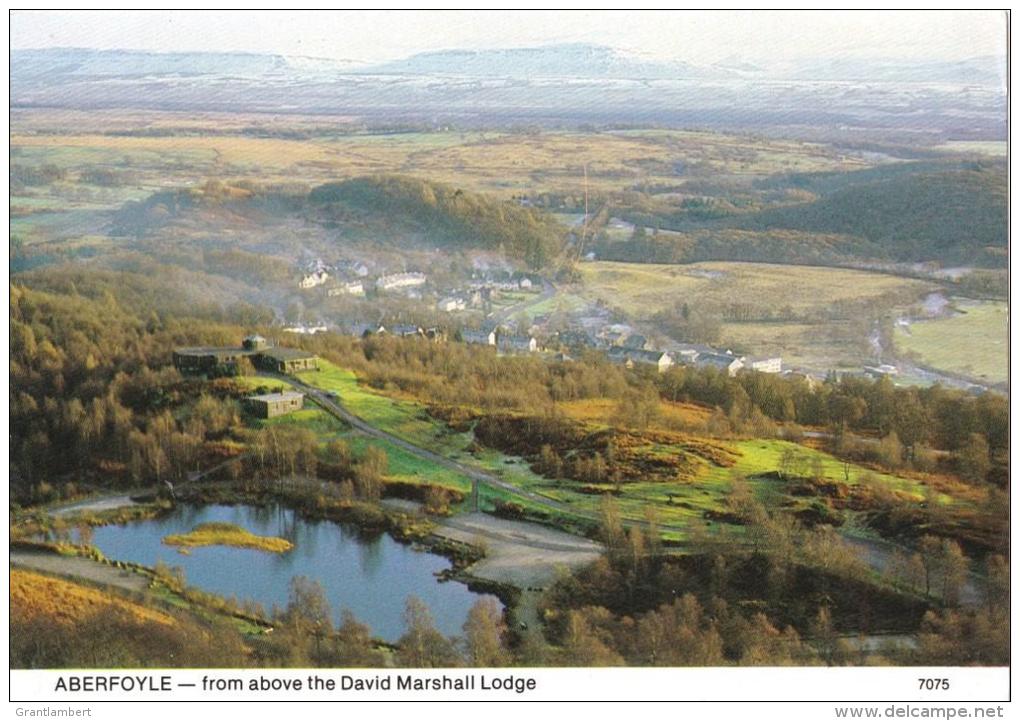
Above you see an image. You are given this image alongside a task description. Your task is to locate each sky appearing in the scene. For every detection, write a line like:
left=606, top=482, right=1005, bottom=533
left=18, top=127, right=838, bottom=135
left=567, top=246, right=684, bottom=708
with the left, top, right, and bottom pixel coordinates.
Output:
left=9, top=10, right=1008, bottom=65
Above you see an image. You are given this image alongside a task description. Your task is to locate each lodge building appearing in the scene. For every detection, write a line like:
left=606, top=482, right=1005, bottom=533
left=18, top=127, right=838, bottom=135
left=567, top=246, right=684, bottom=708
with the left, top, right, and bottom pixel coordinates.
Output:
left=172, top=335, right=318, bottom=376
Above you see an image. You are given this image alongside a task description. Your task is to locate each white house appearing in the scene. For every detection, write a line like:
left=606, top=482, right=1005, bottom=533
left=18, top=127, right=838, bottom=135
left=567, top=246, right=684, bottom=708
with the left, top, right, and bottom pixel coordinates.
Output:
left=608, top=348, right=675, bottom=373
left=283, top=323, right=328, bottom=335
left=327, top=281, right=365, bottom=297
left=376, top=272, right=427, bottom=291
left=299, top=270, right=329, bottom=289
left=748, top=357, right=783, bottom=374
left=696, top=352, right=745, bottom=377
left=437, top=297, right=467, bottom=312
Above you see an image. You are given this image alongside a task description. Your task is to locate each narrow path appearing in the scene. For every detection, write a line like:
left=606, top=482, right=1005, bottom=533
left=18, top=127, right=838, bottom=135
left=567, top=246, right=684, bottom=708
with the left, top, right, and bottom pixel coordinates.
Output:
left=438, top=513, right=602, bottom=555
left=50, top=494, right=141, bottom=517
left=280, top=372, right=605, bottom=526
left=10, top=550, right=150, bottom=595
left=432, top=512, right=602, bottom=629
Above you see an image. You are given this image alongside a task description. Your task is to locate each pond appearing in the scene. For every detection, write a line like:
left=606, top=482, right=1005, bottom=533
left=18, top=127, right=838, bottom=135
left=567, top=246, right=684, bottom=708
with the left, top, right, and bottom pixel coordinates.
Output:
left=83, top=504, right=498, bottom=642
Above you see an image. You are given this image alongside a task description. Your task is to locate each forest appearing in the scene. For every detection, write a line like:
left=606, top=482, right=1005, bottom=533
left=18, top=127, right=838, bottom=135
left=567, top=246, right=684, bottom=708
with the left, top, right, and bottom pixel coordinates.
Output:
left=596, top=160, right=1007, bottom=269
left=309, top=176, right=567, bottom=269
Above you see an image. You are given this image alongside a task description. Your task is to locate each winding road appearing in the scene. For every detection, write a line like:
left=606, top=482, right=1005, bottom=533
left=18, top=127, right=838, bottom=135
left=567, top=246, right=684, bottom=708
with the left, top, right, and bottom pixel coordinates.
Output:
left=280, top=371, right=601, bottom=526
left=283, top=370, right=987, bottom=606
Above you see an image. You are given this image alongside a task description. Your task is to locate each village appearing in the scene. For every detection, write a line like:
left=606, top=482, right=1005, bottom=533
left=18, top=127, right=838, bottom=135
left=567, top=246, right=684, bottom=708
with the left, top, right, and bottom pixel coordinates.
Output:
left=278, top=250, right=945, bottom=395
left=284, top=257, right=788, bottom=379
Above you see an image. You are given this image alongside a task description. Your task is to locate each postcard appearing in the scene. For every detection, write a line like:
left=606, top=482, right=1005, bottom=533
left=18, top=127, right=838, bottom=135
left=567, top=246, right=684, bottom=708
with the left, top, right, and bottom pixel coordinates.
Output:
left=7, top=9, right=1010, bottom=717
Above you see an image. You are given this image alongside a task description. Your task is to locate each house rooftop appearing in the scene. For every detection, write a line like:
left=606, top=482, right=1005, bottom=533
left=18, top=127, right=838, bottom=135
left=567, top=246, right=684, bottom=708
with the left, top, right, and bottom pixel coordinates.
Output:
left=259, top=347, right=318, bottom=361
left=246, top=391, right=305, bottom=402
left=174, top=346, right=250, bottom=357
left=697, top=352, right=742, bottom=368
left=608, top=347, right=669, bottom=362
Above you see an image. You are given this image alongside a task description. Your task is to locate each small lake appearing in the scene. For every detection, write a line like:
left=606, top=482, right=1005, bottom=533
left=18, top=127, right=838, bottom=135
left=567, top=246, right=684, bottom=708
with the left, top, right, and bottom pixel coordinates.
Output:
left=83, top=504, right=498, bottom=642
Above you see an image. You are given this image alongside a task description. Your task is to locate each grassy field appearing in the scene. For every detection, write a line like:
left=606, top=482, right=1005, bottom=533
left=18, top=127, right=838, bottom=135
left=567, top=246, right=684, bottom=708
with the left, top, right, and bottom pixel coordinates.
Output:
left=578, top=261, right=934, bottom=319
left=577, top=260, right=935, bottom=370
left=341, top=433, right=473, bottom=492
left=937, top=141, right=1008, bottom=157
left=297, top=362, right=465, bottom=451
left=894, top=300, right=1008, bottom=384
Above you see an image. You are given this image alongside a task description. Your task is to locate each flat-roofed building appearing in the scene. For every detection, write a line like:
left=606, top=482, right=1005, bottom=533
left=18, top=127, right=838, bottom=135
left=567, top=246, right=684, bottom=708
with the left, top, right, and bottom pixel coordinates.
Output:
left=328, top=281, right=365, bottom=297
left=748, top=357, right=783, bottom=374
left=173, top=337, right=318, bottom=376
left=376, top=272, right=426, bottom=291
left=244, top=391, right=305, bottom=418
left=254, top=347, right=319, bottom=373
left=172, top=346, right=253, bottom=374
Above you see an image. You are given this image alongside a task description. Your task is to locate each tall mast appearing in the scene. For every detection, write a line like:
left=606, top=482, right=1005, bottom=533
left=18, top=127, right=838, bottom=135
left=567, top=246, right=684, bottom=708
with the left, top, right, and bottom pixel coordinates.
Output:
left=577, top=163, right=589, bottom=262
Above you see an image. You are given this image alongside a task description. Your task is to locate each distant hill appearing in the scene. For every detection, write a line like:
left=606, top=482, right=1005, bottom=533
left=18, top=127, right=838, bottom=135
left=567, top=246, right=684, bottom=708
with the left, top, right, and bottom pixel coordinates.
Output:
left=13, top=45, right=1004, bottom=86
left=360, top=43, right=733, bottom=80
left=11, top=47, right=1005, bottom=136
left=737, top=161, right=1007, bottom=265
left=309, top=176, right=566, bottom=268
left=113, top=176, right=567, bottom=269
left=11, top=47, right=287, bottom=78
left=10, top=47, right=361, bottom=81
left=604, top=160, right=1006, bottom=268
left=786, top=55, right=1005, bottom=87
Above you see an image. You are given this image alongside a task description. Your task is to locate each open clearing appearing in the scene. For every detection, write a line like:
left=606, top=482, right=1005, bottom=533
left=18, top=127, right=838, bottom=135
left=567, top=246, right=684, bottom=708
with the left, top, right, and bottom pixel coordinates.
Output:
left=50, top=494, right=140, bottom=517
left=894, top=300, right=1008, bottom=385
left=435, top=512, right=602, bottom=589
left=433, top=512, right=602, bottom=628
left=577, top=260, right=935, bottom=369
left=578, top=261, right=934, bottom=319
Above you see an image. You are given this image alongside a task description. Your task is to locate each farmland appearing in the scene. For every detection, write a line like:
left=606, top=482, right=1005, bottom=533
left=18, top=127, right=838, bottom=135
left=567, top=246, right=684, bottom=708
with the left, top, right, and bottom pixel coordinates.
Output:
left=894, top=300, right=1009, bottom=385
left=577, top=261, right=933, bottom=319
left=576, top=260, right=936, bottom=369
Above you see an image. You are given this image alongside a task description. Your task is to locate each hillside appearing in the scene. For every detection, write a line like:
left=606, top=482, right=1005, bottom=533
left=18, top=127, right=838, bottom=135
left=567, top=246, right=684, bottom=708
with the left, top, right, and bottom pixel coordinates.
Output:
left=309, top=176, right=567, bottom=268
left=362, top=43, right=732, bottom=80
left=739, top=162, right=1006, bottom=265
left=10, top=47, right=362, bottom=81
left=610, top=160, right=1007, bottom=268
left=11, top=47, right=1004, bottom=138
left=111, top=176, right=567, bottom=270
